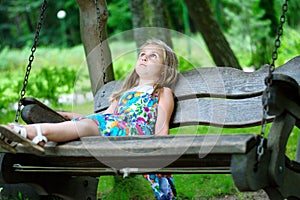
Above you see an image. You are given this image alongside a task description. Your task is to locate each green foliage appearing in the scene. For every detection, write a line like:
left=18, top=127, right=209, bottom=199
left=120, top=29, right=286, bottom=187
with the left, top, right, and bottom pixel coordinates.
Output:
left=0, top=65, right=77, bottom=115
left=284, top=0, right=300, bottom=28
left=223, top=0, right=273, bottom=68
left=98, top=174, right=235, bottom=199
left=0, top=187, right=29, bottom=200
left=18, top=192, right=23, bottom=200
left=220, top=0, right=298, bottom=68
left=174, top=174, right=235, bottom=199
left=1, top=45, right=87, bottom=72
left=0, top=45, right=85, bottom=122
left=276, top=27, right=300, bottom=66
left=0, top=72, right=22, bottom=113
left=178, top=56, right=196, bottom=72
left=107, top=0, right=132, bottom=36
left=0, top=0, right=81, bottom=49
left=25, top=66, right=77, bottom=105
left=98, top=176, right=154, bottom=200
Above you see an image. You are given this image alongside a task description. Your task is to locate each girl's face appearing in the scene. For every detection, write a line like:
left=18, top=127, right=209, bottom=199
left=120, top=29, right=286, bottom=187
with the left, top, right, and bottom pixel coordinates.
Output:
left=135, top=44, right=165, bottom=83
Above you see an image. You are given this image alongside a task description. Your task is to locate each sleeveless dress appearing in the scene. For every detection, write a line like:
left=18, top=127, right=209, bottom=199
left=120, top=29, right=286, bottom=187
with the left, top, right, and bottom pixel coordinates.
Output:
left=74, top=85, right=158, bottom=136
left=73, top=85, right=176, bottom=199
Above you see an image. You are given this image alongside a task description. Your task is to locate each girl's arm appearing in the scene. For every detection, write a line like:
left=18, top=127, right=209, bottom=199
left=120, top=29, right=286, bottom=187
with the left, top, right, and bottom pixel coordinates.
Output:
left=155, top=87, right=175, bottom=135
left=57, top=111, right=83, bottom=120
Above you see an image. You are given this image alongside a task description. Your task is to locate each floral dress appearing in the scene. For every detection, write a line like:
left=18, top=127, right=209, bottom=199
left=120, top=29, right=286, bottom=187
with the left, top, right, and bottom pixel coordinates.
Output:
left=74, top=85, right=158, bottom=136
left=73, top=85, right=176, bottom=199
left=144, top=174, right=177, bottom=200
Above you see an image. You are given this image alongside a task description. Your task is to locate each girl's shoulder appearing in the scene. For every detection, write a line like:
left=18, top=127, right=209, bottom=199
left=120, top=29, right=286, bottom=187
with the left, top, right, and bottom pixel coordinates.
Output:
left=161, top=86, right=173, bottom=93
left=158, top=87, right=174, bottom=99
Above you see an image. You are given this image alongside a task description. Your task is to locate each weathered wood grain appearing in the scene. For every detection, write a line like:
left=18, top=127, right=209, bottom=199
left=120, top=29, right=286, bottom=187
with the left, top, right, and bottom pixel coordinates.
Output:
left=172, top=96, right=268, bottom=128
left=94, top=56, right=300, bottom=112
left=11, top=134, right=258, bottom=174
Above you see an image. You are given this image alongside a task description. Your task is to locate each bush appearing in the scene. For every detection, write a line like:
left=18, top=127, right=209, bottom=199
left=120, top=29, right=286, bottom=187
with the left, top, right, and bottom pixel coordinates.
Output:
left=0, top=66, right=77, bottom=114
left=25, top=66, right=77, bottom=105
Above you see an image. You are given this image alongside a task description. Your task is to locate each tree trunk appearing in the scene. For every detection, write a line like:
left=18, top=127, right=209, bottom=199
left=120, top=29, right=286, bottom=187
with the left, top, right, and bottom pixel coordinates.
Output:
left=129, top=0, right=146, bottom=48
left=184, top=0, right=241, bottom=69
left=147, top=0, right=172, bottom=47
left=129, top=0, right=172, bottom=48
left=76, top=0, right=114, bottom=96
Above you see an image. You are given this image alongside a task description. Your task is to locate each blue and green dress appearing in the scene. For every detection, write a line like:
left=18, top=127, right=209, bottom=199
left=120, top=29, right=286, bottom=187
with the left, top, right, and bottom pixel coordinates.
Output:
left=73, top=85, right=176, bottom=199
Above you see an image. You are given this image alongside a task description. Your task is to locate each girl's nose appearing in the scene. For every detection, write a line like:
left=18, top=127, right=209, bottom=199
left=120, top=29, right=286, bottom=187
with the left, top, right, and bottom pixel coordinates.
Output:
left=141, top=55, right=147, bottom=61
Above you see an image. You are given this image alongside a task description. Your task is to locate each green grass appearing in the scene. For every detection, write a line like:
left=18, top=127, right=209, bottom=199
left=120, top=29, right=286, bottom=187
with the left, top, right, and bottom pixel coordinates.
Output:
left=173, top=174, right=235, bottom=199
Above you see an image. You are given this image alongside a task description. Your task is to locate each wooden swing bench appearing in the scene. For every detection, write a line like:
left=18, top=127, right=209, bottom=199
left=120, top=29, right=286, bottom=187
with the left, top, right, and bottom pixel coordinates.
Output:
left=1, top=56, right=300, bottom=199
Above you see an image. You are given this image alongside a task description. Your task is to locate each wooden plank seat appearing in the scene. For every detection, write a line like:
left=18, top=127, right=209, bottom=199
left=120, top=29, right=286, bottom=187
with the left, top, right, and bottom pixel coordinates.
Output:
left=1, top=56, right=300, bottom=199
left=4, top=134, right=257, bottom=177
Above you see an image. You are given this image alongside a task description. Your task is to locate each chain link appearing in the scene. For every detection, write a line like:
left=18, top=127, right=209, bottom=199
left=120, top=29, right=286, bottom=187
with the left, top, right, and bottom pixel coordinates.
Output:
left=15, top=0, right=47, bottom=123
left=94, top=0, right=107, bottom=85
left=257, top=0, right=288, bottom=162
left=268, top=0, right=288, bottom=75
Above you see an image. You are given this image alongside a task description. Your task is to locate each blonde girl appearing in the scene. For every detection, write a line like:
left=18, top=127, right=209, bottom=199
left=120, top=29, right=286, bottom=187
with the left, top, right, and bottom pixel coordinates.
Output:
left=1, top=39, right=177, bottom=149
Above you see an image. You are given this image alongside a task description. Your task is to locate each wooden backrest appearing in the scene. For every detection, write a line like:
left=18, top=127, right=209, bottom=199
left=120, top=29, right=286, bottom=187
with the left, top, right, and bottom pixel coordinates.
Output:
left=94, top=56, right=300, bottom=128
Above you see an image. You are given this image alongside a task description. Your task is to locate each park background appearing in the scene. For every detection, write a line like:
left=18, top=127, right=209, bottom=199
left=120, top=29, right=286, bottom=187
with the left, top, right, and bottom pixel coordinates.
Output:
left=1, top=0, right=300, bottom=199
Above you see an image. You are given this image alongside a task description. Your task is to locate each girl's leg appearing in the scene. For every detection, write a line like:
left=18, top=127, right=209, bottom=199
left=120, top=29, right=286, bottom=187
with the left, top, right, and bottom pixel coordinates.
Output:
left=13, top=119, right=99, bottom=144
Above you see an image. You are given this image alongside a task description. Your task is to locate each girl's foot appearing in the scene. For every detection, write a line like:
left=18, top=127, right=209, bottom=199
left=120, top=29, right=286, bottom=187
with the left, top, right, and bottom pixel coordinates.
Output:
left=0, top=124, right=46, bottom=154
left=7, top=123, right=48, bottom=146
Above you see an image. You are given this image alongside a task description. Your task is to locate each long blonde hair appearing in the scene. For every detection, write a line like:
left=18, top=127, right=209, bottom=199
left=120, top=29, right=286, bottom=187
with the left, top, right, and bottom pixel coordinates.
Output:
left=110, top=39, right=178, bottom=102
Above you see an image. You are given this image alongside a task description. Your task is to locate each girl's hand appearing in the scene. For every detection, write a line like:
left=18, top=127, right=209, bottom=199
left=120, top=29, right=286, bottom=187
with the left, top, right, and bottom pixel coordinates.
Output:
left=57, top=111, right=83, bottom=120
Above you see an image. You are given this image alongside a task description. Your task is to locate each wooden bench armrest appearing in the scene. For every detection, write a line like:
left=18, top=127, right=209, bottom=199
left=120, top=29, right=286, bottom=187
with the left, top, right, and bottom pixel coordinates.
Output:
left=265, top=73, right=300, bottom=126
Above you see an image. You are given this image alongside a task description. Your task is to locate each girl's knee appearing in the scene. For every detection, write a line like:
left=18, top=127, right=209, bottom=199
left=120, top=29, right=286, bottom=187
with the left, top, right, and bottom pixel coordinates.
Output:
left=77, top=119, right=99, bottom=136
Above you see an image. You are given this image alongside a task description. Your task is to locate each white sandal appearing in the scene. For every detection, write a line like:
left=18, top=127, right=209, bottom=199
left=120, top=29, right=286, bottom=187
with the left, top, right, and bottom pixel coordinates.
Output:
left=9, top=123, right=48, bottom=144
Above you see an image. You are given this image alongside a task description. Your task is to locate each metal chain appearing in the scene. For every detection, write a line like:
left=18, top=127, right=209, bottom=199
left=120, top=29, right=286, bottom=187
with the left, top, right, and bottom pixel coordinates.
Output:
left=257, top=0, right=288, bottom=162
left=15, top=0, right=47, bottom=123
left=268, top=0, right=289, bottom=76
left=94, top=0, right=107, bottom=85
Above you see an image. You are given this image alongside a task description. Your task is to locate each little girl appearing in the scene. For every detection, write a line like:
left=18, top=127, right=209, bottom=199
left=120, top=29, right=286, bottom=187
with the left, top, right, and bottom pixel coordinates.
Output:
left=0, top=39, right=178, bottom=199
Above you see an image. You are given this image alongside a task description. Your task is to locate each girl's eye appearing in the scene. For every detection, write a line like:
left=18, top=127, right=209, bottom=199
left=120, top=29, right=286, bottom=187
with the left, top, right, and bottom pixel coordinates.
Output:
left=150, top=54, right=158, bottom=59
left=139, top=53, right=145, bottom=57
